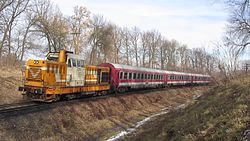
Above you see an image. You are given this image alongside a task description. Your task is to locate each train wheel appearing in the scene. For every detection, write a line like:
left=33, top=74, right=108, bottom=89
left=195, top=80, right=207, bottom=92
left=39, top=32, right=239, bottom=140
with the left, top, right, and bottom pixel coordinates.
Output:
left=54, top=95, right=61, bottom=102
left=118, top=87, right=126, bottom=93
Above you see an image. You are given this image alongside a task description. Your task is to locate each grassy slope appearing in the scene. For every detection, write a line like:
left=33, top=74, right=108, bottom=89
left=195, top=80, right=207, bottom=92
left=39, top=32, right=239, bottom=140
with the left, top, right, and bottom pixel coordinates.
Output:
left=0, top=87, right=208, bottom=141
left=122, top=75, right=250, bottom=141
left=0, top=68, right=23, bottom=104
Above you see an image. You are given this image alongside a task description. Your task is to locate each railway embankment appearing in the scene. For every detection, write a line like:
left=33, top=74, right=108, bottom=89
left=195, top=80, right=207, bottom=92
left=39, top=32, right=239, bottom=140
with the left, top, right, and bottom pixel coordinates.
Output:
left=0, top=86, right=209, bottom=141
left=120, top=74, right=250, bottom=141
left=0, top=68, right=23, bottom=104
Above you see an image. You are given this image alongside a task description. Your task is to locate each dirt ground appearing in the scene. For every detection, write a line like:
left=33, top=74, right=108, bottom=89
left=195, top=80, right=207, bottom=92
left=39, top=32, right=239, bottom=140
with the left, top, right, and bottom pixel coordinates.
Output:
left=0, top=86, right=209, bottom=141
left=0, top=68, right=24, bottom=104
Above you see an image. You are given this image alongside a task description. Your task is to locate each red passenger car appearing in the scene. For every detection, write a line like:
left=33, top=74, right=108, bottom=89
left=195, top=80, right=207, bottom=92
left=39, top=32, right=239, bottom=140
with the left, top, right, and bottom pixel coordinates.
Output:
left=99, top=63, right=167, bottom=92
left=99, top=63, right=211, bottom=93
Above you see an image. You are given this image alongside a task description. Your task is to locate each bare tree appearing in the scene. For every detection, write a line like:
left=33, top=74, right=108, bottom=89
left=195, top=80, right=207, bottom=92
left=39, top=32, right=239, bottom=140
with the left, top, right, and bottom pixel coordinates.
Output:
left=226, top=0, right=250, bottom=55
left=88, top=15, right=115, bottom=64
left=0, top=0, right=30, bottom=58
left=70, top=6, right=90, bottom=54
left=0, top=0, right=13, bottom=12
left=140, top=31, right=150, bottom=67
left=177, top=45, right=188, bottom=71
left=111, top=25, right=123, bottom=64
left=88, top=15, right=105, bottom=64
left=129, top=27, right=140, bottom=66
left=120, top=27, right=131, bottom=65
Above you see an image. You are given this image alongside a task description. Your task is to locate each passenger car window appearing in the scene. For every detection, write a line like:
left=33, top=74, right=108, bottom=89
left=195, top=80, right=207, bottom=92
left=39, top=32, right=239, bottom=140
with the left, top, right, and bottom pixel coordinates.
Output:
left=124, top=72, right=128, bottom=79
left=137, top=73, right=140, bottom=79
left=119, top=72, right=123, bottom=79
left=101, top=72, right=109, bottom=82
left=133, top=73, right=136, bottom=79
left=129, top=73, right=132, bottom=79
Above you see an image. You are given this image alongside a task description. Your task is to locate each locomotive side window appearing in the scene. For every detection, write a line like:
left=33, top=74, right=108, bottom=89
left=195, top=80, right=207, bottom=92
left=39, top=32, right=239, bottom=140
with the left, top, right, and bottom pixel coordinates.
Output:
left=141, top=73, right=143, bottom=79
left=68, top=59, right=72, bottom=67
left=148, top=74, right=150, bottom=79
left=79, top=60, right=84, bottom=67
left=151, top=74, right=153, bottom=79
left=72, top=59, right=76, bottom=67
left=77, top=60, right=81, bottom=67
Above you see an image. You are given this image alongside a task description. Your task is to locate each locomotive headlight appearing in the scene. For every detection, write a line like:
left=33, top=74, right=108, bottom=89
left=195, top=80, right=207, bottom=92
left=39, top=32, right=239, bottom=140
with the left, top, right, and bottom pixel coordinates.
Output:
left=33, top=60, right=39, bottom=64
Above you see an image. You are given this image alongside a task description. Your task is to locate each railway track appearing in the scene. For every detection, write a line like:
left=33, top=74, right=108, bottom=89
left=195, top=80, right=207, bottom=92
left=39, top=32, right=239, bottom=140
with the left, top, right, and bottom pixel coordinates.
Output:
left=0, top=102, right=49, bottom=118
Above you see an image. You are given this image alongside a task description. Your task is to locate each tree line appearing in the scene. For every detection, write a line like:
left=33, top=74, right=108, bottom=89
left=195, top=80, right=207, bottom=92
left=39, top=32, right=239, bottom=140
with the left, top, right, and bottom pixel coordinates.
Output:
left=0, top=0, right=248, bottom=76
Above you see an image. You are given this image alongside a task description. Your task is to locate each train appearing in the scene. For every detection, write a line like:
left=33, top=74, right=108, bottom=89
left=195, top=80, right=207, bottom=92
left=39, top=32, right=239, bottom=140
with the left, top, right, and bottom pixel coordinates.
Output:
left=18, top=50, right=211, bottom=102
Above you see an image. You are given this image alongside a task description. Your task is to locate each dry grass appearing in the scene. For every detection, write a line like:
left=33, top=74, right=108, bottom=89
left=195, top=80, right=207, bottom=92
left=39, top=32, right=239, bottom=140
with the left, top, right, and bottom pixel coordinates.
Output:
left=0, top=86, right=209, bottom=141
left=0, top=67, right=24, bottom=104
left=121, top=74, right=250, bottom=141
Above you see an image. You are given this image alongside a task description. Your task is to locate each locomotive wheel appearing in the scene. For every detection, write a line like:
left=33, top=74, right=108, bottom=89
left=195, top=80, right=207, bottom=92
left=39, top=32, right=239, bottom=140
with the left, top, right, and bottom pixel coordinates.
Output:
left=54, top=95, right=61, bottom=101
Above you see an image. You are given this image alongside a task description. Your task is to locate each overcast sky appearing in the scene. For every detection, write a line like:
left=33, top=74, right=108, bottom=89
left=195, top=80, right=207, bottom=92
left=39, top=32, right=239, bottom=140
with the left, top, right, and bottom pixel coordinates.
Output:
left=50, top=0, right=228, bottom=50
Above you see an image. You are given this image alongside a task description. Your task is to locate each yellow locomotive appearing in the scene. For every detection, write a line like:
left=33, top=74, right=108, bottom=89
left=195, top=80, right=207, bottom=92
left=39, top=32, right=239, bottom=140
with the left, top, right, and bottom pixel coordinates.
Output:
left=19, top=50, right=110, bottom=102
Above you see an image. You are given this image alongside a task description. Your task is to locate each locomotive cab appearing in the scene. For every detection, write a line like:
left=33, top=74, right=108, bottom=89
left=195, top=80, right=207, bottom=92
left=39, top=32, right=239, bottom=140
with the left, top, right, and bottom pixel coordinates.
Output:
left=66, top=53, right=85, bottom=86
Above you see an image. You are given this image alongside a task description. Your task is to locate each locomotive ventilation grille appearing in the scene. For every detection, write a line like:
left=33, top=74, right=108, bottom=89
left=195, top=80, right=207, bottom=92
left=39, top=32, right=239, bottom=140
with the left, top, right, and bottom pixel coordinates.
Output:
left=28, top=67, right=42, bottom=80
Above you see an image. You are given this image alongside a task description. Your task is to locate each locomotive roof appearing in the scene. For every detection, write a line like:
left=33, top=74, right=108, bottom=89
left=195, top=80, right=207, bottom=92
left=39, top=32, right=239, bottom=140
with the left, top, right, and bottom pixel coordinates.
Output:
left=105, top=63, right=210, bottom=77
